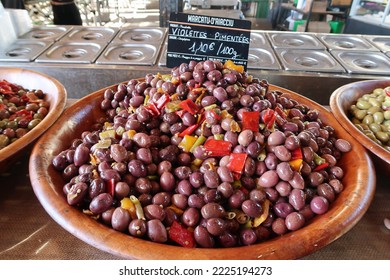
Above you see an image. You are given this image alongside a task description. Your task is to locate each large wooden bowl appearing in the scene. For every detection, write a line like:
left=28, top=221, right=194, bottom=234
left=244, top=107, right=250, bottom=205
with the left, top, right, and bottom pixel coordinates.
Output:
left=29, top=82, right=375, bottom=259
left=0, top=67, right=67, bottom=173
left=330, top=80, right=390, bottom=168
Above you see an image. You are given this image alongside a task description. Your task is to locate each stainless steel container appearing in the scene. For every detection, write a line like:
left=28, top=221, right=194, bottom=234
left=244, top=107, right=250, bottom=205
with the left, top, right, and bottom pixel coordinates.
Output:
left=275, top=49, right=345, bottom=73
left=364, top=35, right=390, bottom=53
left=18, top=25, right=72, bottom=41
left=35, top=41, right=105, bottom=64
left=331, top=50, right=390, bottom=75
left=96, top=43, right=159, bottom=65
left=158, top=42, right=168, bottom=67
left=0, top=39, right=53, bottom=62
left=250, top=31, right=271, bottom=48
left=317, top=34, right=379, bottom=51
left=247, top=47, right=281, bottom=70
left=61, top=26, right=119, bottom=43
left=112, top=27, right=166, bottom=45
left=267, top=32, right=326, bottom=50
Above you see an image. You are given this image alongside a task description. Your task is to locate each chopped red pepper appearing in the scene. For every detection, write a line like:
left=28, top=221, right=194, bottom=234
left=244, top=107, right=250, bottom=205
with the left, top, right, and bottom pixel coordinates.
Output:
left=226, top=153, right=247, bottom=180
left=179, top=123, right=199, bottom=137
left=155, top=93, right=170, bottom=110
left=169, top=221, right=196, bottom=248
left=107, top=178, right=115, bottom=197
left=313, top=162, right=329, bottom=171
left=291, top=148, right=303, bottom=160
left=145, top=103, right=160, bottom=117
left=262, top=108, right=276, bottom=129
left=242, top=111, right=260, bottom=132
left=275, top=106, right=287, bottom=120
left=203, top=139, right=232, bottom=157
left=9, top=109, right=33, bottom=121
left=0, top=80, right=21, bottom=94
left=179, top=99, right=199, bottom=115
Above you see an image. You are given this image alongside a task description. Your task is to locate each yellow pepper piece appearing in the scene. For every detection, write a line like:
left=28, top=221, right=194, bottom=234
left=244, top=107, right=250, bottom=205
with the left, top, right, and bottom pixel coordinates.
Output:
left=178, top=135, right=197, bottom=152
left=251, top=199, right=270, bottom=228
left=289, top=158, right=303, bottom=172
left=224, top=60, right=244, bottom=73
left=99, top=129, right=116, bottom=140
left=120, top=197, right=137, bottom=219
left=130, top=195, right=145, bottom=220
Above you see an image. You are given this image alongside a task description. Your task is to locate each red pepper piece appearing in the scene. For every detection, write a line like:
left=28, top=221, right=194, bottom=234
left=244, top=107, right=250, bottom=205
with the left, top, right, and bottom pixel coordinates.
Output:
left=179, top=99, right=199, bottom=115
left=169, top=221, right=196, bottom=248
left=291, top=148, right=303, bottom=160
left=145, top=103, right=160, bottom=117
left=107, top=178, right=115, bottom=197
left=155, top=93, right=170, bottom=110
left=242, top=111, right=260, bottom=132
left=179, top=123, right=199, bottom=137
left=9, top=109, right=33, bottom=121
left=275, top=106, right=287, bottom=120
left=313, top=162, right=329, bottom=171
left=203, top=139, right=232, bottom=157
left=226, top=153, right=247, bottom=180
left=262, top=108, right=276, bottom=129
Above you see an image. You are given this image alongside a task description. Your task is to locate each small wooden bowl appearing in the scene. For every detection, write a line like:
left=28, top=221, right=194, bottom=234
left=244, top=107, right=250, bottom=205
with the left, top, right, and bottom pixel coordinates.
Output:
left=29, top=83, right=375, bottom=259
left=330, top=80, right=390, bottom=170
left=0, top=68, right=67, bottom=173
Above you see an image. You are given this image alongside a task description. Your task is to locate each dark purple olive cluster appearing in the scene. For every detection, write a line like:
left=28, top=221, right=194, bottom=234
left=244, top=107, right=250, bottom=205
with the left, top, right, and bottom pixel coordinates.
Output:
left=52, top=60, right=351, bottom=248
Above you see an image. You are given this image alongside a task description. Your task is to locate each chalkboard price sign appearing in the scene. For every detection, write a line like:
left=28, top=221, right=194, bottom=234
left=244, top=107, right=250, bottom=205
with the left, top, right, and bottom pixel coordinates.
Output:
left=167, top=13, right=251, bottom=69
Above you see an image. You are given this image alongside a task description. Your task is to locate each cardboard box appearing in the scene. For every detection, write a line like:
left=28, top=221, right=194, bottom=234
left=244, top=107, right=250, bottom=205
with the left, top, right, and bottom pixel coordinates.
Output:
left=297, top=21, right=331, bottom=33
left=312, top=1, right=328, bottom=13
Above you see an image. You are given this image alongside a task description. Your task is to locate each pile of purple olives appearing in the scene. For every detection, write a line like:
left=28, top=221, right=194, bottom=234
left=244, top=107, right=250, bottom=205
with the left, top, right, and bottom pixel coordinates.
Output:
left=52, top=60, right=352, bottom=248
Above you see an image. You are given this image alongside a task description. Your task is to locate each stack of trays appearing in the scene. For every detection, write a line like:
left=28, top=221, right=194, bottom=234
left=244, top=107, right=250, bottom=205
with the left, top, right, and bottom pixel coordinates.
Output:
left=96, top=27, right=166, bottom=65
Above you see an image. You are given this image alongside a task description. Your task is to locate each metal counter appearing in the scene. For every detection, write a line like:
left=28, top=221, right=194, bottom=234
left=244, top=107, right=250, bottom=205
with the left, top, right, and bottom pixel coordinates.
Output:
left=1, top=27, right=390, bottom=105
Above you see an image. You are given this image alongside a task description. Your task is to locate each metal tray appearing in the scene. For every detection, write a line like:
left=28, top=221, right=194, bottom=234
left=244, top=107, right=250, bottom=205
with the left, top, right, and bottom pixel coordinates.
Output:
left=61, top=26, right=119, bottom=43
left=267, top=32, right=326, bottom=50
left=96, top=43, right=159, bottom=65
left=317, top=34, right=379, bottom=51
left=247, top=47, right=281, bottom=70
left=158, top=42, right=168, bottom=67
left=0, top=39, right=53, bottom=62
left=364, top=35, right=390, bottom=53
left=250, top=31, right=271, bottom=48
left=112, top=27, right=166, bottom=45
left=35, top=41, right=105, bottom=64
left=18, top=25, right=72, bottom=41
left=275, top=49, right=345, bottom=73
left=331, top=50, right=390, bottom=75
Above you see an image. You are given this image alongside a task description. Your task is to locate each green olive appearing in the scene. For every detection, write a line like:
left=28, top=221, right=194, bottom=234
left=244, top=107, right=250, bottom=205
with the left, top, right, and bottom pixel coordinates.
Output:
left=384, top=111, right=390, bottom=120
left=0, top=134, right=10, bottom=148
left=353, top=109, right=367, bottom=120
left=362, top=114, right=374, bottom=125
left=373, top=111, right=385, bottom=124
left=368, top=98, right=381, bottom=107
left=356, top=100, right=371, bottom=110
left=373, top=88, right=384, bottom=95
left=375, top=131, right=390, bottom=143
left=27, top=119, right=41, bottom=130
left=367, top=106, right=380, bottom=115
left=6, top=120, right=18, bottom=129
left=369, top=123, right=382, bottom=133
